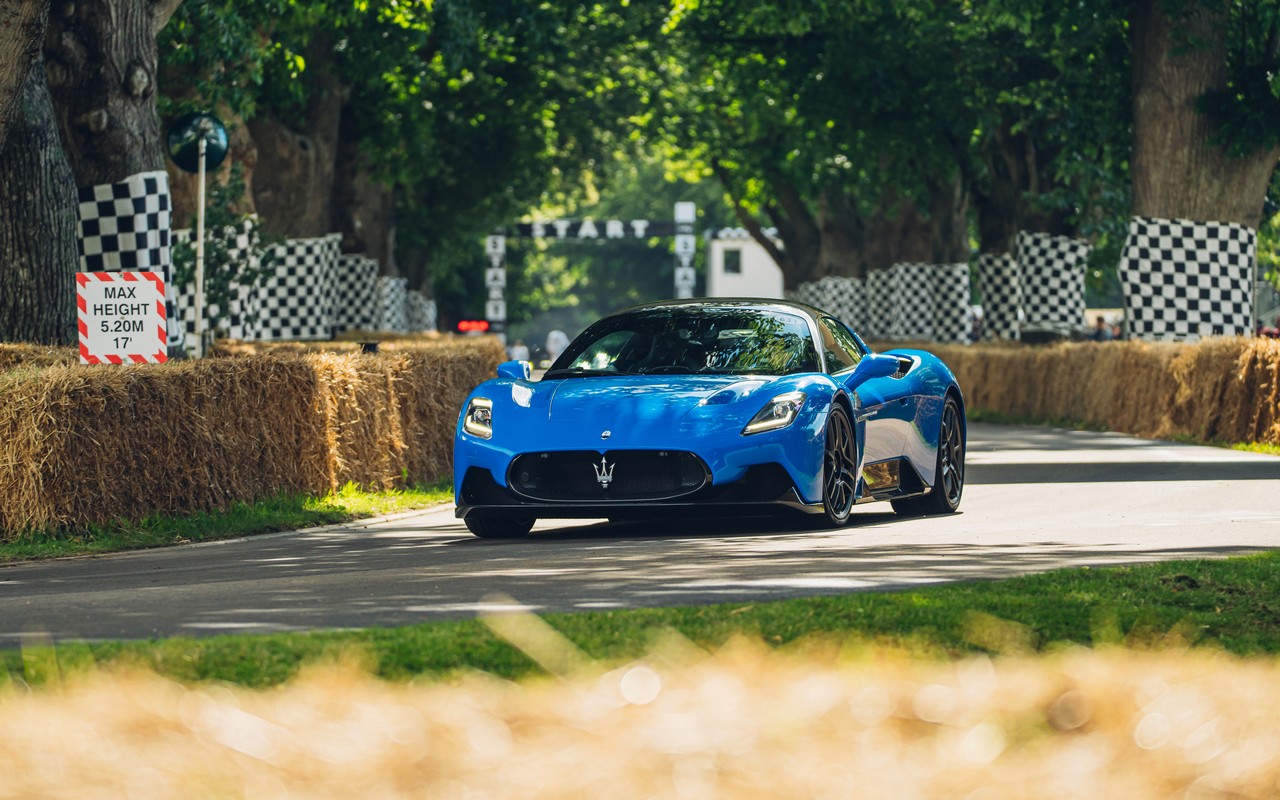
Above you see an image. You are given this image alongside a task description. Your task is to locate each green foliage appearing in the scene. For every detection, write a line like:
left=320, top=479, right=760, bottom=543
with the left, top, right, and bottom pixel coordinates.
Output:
left=170, top=163, right=276, bottom=341
left=1197, top=1, right=1280, bottom=157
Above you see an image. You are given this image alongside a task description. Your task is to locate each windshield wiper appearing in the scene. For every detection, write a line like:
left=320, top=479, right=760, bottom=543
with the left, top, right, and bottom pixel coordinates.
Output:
left=542, top=367, right=631, bottom=379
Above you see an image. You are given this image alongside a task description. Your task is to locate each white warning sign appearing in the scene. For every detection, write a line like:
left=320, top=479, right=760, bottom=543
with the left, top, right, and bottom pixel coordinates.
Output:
left=77, top=271, right=168, bottom=364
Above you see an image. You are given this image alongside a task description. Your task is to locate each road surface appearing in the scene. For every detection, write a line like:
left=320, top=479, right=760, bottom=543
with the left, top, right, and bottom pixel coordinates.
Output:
left=2, top=423, right=1278, bottom=644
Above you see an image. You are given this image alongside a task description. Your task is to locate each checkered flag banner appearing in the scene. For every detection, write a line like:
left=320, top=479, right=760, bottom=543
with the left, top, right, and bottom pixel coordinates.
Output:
left=377, top=276, right=409, bottom=333
left=1017, top=232, right=1089, bottom=336
left=932, top=263, right=972, bottom=344
left=256, top=234, right=340, bottom=341
left=865, top=268, right=895, bottom=340
left=977, top=252, right=1021, bottom=341
left=1119, top=216, right=1256, bottom=341
left=331, top=254, right=380, bottom=334
left=172, top=222, right=261, bottom=341
left=890, top=262, right=934, bottom=341
left=76, top=170, right=183, bottom=350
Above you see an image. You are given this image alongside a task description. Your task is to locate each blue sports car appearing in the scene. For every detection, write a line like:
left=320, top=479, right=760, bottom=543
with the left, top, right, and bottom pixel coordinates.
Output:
left=454, top=299, right=965, bottom=538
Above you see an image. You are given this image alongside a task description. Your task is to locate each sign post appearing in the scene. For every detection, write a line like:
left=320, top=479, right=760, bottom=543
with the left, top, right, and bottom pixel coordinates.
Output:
left=485, top=234, right=507, bottom=343
left=674, top=202, right=698, bottom=299
left=166, top=112, right=229, bottom=358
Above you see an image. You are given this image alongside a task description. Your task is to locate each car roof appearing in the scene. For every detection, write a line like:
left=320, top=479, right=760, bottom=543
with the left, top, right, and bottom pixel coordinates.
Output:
left=606, top=297, right=827, bottom=322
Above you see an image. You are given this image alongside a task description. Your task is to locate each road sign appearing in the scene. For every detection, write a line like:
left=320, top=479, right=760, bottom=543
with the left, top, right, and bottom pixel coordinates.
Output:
left=76, top=271, right=168, bottom=364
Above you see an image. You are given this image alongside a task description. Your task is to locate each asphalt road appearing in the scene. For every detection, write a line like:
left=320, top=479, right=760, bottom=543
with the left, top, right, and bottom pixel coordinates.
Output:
left=3, top=423, right=1279, bottom=645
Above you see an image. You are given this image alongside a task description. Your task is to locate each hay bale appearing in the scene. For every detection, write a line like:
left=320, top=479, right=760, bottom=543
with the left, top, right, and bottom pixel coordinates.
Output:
left=0, top=338, right=504, bottom=537
left=0, top=344, right=77, bottom=372
left=893, top=338, right=1280, bottom=446
left=2, top=644, right=1280, bottom=798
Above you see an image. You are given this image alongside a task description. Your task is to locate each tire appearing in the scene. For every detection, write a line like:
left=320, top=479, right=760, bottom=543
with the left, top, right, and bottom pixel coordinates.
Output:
left=464, top=516, right=535, bottom=538
left=892, top=395, right=964, bottom=516
left=819, top=404, right=858, bottom=527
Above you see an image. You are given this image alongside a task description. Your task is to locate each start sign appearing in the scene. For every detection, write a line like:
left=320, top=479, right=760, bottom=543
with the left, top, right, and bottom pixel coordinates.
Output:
left=76, top=272, right=168, bottom=364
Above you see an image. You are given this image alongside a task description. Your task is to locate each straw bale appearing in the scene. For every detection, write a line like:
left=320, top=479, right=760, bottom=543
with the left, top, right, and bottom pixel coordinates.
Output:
left=207, top=331, right=467, bottom=358
left=0, top=343, right=76, bottom=372
left=0, top=338, right=503, bottom=536
left=2, top=643, right=1279, bottom=798
left=902, top=338, right=1280, bottom=446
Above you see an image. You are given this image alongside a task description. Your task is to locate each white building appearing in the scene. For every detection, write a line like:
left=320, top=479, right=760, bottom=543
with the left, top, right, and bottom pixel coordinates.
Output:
left=705, top=228, right=785, bottom=299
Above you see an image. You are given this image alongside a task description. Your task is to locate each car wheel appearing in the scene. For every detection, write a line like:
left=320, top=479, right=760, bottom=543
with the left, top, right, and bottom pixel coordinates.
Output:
left=820, top=404, right=857, bottom=527
left=465, top=516, right=535, bottom=538
left=892, top=396, right=964, bottom=517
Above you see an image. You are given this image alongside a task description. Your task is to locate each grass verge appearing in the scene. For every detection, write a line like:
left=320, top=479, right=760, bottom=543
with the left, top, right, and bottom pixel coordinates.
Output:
left=6, top=549, right=1278, bottom=688
left=0, top=481, right=452, bottom=563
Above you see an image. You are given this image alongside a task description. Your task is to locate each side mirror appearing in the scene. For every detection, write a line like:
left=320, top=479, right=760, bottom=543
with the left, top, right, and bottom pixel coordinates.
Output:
left=845, top=353, right=899, bottom=388
left=496, top=360, right=531, bottom=380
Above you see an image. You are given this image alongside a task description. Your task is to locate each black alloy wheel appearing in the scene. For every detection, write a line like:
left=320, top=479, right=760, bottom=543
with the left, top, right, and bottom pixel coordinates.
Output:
left=465, top=516, right=536, bottom=538
left=820, top=404, right=857, bottom=527
left=892, top=396, right=965, bottom=516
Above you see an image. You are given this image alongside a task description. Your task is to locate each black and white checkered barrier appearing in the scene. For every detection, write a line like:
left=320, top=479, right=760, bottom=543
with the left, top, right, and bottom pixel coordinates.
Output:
left=818, top=276, right=868, bottom=331
left=932, top=263, right=972, bottom=344
left=1016, top=232, right=1089, bottom=336
left=331, top=254, right=380, bottom=334
left=172, top=222, right=261, bottom=341
left=256, top=234, right=341, bottom=341
left=866, top=269, right=894, bottom=340
left=406, top=290, right=437, bottom=332
left=890, top=262, right=935, bottom=341
left=377, top=276, right=409, bottom=333
left=1118, top=216, right=1257, bottom=341
left=787, top=276, right=868, bottom=331
left=75, top=170, right=183, bottom=350
left=977, top=252, right=1021, bottom=341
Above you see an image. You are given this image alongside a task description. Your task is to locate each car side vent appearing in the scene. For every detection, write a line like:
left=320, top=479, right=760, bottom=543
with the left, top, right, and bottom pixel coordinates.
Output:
left=892, top=357, right=913, bottom=379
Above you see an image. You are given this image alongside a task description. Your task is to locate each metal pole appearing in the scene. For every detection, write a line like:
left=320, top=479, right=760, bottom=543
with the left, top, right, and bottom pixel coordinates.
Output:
left=194, top=136, right=207, bottom=358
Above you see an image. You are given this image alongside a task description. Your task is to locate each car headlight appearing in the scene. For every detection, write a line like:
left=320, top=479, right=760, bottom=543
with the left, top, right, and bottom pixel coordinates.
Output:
left=742, top=391, right=806, bottom=435
left=463, top=397, right=494, bottom=439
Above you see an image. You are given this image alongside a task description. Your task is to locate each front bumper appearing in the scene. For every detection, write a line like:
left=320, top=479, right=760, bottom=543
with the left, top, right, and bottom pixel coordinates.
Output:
left=455, top=463, right=823, bottom=519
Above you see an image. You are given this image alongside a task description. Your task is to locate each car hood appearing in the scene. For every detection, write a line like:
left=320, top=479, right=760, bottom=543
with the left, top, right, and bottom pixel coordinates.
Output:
left=546, top=374, right=768, bottom=420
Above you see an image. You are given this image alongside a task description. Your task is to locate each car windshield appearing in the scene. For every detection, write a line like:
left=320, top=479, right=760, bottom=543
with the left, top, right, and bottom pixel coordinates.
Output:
left=546, top=307, right=819, bottom=377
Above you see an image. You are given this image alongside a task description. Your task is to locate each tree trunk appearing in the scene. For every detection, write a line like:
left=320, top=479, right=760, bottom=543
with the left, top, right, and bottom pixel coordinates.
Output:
left=0, top=0, right=49, bottom=152
left=249, top=41, right=346, bottom=240
left=44, top=0, right=172, bottom=184
left=331, top=104, right=396, bottom=271
left=973, top=123, right=1072, bottom=254
left=1131, top=0, right=1280, bottom=227
left=0, top=56, right=78, bottom=345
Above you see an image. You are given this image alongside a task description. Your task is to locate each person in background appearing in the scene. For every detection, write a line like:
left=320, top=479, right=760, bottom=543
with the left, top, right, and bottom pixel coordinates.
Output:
left=545, top=329, right=570, bottom=362
left=1091, top=315, right=1113, bottom=342
left=507, top=338, right=530, bottom=361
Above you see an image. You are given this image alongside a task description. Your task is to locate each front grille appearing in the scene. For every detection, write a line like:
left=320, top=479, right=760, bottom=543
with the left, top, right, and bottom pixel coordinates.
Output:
left=508, top=450, right=709, bottom=502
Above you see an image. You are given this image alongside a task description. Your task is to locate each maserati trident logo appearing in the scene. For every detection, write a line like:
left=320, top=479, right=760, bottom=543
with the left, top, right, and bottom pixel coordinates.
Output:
left=593, top=455, right=615, bottom=489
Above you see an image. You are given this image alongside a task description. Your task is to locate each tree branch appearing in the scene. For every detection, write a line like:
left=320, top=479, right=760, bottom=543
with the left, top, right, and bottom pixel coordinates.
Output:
left=152, top=0, right=182, bottom=35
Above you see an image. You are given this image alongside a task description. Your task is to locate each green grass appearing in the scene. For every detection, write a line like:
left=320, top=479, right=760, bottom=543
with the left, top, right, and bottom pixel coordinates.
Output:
left=0, top=481, right=453, bottom=563
left=7, top=549, right=1278, bottom=688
